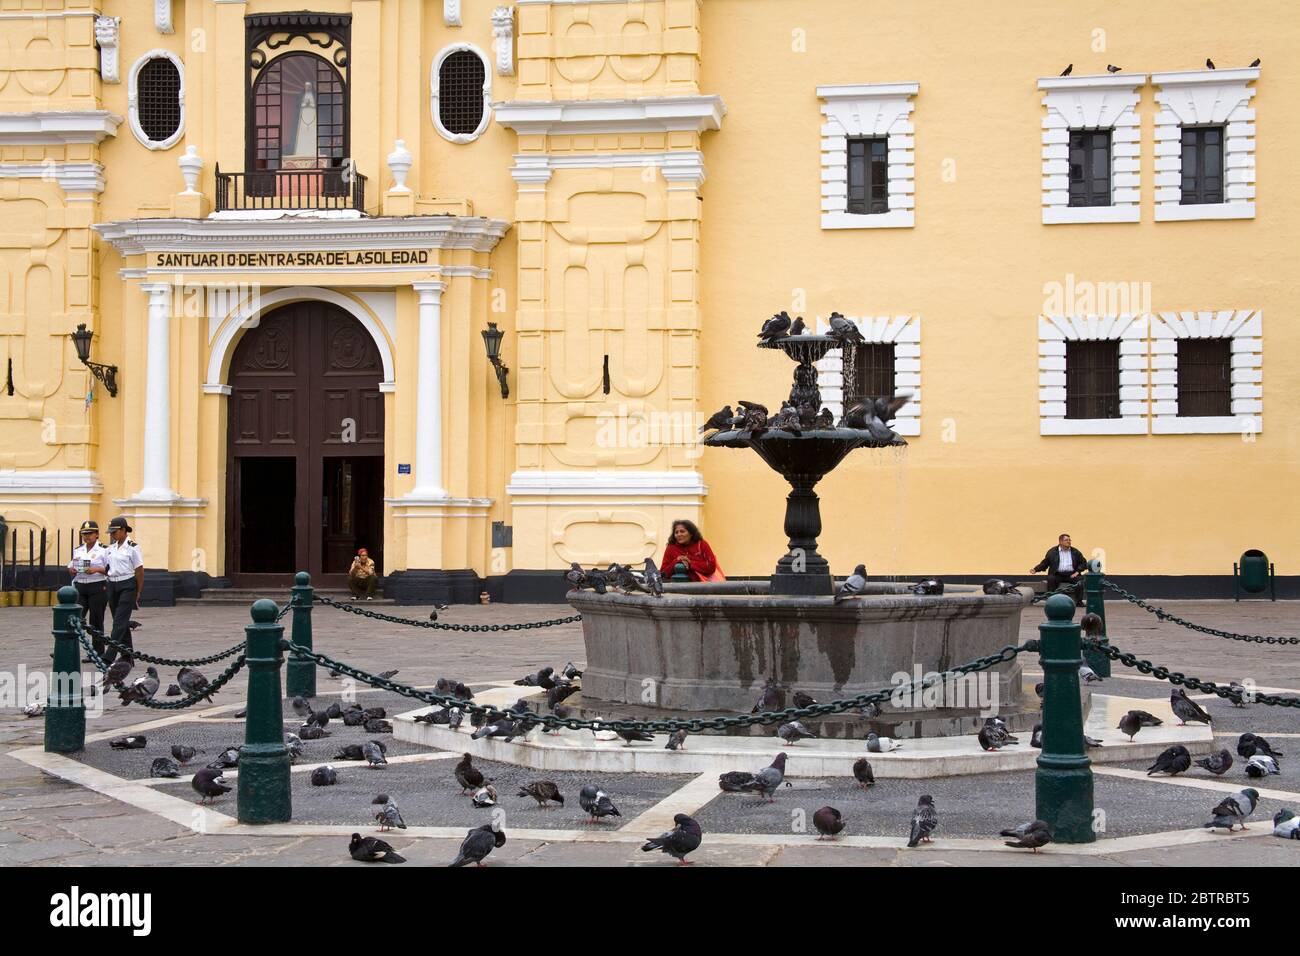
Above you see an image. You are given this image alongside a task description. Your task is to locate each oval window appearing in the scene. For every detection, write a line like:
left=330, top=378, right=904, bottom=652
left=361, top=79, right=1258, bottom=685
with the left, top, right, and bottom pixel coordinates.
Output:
left=137, top=56, right=182, bottom=144
left=437, top=49, right=486, bottom=138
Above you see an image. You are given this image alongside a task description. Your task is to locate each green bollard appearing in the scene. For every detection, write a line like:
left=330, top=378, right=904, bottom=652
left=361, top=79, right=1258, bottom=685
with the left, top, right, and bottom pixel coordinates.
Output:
left=1082, top=562, right=1111, bottom=677
left=670, top=561, right=690, bottom=583
left=237, top=598, right=291, bottom=824
left=285, top=571, right=315, bottom=699
left=44, top=586, right=85, bottom=753
left=1035, top=593, right=1095, bottom=843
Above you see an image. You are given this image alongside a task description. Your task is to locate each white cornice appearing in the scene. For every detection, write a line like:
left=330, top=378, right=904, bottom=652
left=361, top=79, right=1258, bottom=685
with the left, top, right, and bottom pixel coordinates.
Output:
left=93, top=215, right=512, bottom=256
left=1037, top=72, right=1148, bottom=91
left=816, top=82, right=920, bottom=100
left=493, top=95, right=726, bottom=136
left=0, top=162, right=106, bottom=194
left=507, top=471, right=708, bottom=498
left=0, top=111, right=123, bottom=145
left=1151, top=67, right=1260, bottom=87
left=0, top=471, right=105, bottom=497
left=511, top=150, right=706, bottom=184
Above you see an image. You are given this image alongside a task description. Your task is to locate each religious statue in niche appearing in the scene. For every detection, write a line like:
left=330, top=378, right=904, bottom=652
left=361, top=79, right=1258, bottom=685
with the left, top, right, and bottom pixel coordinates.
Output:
left=286, top=81, right=318, bottom=161
left=279, top=56, right=323, bottom=170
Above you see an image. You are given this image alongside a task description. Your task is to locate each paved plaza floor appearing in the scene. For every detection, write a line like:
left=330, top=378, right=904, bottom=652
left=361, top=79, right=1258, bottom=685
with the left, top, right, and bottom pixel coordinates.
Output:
left=2, top=596, right=1299, bottom=867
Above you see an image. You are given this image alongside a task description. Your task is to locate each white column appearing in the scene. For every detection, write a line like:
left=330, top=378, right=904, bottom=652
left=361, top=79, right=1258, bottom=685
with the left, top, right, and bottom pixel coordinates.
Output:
left=137, top=282, right=177, bottom=500
left=410, top=281, right=448, bottom=498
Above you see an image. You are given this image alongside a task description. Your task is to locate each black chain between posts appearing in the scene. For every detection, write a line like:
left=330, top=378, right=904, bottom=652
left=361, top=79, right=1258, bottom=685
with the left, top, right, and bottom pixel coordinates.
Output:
left=1101, top=578, right=1300, bottom=646
left=81, top=622, right=247, bottom=666
left=313, top=594, right=582, bottom=632
left=276, top=602, right=293, bottom=622
left=1031, top=583, right=1082, bottom=604
left=283, top=638, right=1038, bottom=733
left=71, top=616, right=247, bottom=710
left=1085, top=637, right=1300, bottom=709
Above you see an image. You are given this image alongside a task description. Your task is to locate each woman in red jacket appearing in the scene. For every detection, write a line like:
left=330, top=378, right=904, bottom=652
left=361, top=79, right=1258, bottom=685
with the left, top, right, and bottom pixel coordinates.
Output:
left=659, top=519, right=724, bottom=582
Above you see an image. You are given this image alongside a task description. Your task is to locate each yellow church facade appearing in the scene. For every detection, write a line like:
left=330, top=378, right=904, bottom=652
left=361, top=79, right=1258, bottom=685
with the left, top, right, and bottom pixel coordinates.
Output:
left=0, top=0, right=1293, bottom=602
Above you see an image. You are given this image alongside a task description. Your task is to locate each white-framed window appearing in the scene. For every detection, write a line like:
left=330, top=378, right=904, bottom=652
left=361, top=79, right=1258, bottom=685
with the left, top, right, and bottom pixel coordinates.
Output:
left=1039, top=314, right=1148, bottom=435
left=431, top=43, right=492, bottom=143
left=813, top=315, right=921, bottom=435
left=1037, top=72, right=1143, bottom=224
left=1152, top=67, right=1259, bottom=221
left=128, top=49, right=185, bottom=150
left=816, top=83, right=918, bottom=229
left=1150, top=310, right=1261, bottom=434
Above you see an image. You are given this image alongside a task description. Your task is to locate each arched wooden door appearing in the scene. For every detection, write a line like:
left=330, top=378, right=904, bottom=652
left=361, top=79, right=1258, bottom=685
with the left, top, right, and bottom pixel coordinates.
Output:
left=225, top=300, right=385, bottom=588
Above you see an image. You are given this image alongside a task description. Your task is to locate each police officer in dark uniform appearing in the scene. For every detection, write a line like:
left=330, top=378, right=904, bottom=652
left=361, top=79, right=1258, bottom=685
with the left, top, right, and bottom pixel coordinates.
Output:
left=103, top=516, right=144, bottom=666
left=67, top=519, right=109, bottom=660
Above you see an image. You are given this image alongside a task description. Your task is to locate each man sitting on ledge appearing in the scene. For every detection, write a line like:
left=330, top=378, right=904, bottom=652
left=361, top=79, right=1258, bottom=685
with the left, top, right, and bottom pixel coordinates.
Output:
left=1030, top=532, right=1086, bottom=605
left=348, top=548, right=378, bottom=601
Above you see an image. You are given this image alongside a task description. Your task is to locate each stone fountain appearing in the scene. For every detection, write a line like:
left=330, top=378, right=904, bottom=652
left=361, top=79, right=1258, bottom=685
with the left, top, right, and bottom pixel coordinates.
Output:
left=566, top=318, right=1033, bottom=738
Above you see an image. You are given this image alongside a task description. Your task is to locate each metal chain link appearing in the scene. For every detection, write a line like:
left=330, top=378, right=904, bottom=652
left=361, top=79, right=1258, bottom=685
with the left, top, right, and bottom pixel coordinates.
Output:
left=313, top=594, right=582, bottom=632
left=1086, top=637, right=1300, bottom=708
left=71, top=616, right=247, bottom=710
left=275, top=602, right=293, bottom=622
left=1101, top=578, right=1300, bottom=646
left=80, top=622, right=247, bottom=666
left=1031, top=583, right=1082, bottom=604
left=283, top=638, right=1037, bottom=733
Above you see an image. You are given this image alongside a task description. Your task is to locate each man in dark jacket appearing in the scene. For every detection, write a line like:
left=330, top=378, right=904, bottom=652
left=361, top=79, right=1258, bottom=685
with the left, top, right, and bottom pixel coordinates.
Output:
left=1031, top=533, right=1087, bottom=604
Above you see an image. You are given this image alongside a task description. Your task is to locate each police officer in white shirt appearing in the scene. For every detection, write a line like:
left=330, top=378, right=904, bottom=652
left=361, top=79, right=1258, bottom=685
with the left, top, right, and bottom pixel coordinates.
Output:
left=67, top=519, right=109, bottom=660
left=103, top=516, right=144, bottom=666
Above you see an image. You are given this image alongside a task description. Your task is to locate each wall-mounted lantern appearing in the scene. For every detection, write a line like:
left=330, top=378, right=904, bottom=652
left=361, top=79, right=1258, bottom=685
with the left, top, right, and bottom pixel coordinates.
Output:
left=70, top=324, right=119, bottom=397
left=481, top=321, right=509, bottom=399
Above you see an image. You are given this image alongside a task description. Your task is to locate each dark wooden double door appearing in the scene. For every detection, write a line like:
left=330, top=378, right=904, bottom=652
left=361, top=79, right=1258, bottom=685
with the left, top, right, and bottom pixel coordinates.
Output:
left=226, top=301, right=384, bottom=588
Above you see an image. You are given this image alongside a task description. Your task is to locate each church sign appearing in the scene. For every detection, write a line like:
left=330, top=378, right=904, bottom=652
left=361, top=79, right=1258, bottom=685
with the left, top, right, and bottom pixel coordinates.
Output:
left=151, top=250, right=431, bottom=270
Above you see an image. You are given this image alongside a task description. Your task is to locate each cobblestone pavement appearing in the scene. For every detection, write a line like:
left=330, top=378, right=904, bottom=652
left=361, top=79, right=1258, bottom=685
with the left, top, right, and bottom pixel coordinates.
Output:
left=2, top=597, right=1298, bottom=866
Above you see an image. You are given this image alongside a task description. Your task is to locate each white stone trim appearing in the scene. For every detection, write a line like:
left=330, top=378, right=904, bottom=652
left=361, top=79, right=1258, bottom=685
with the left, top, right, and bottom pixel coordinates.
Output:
left=1039, top=314, right=1149, bottom=435
left=94, top=16, right=120, bottom=84
left=409, top=281, right=449, bottom=500
left=493, top=95, right=727, bottom=136
left=811, top=315, right=921, bottom=436
left=492, top=7, right=515, bottom=77
left=0, top=111, right=123, bottom=145
left=510, top=150, right=706, bottom=185
left=444, top=0, right=462, bottom=26
left=154, top=0, right=173, bottom=35
left=506, top=471, right=708, bottom=499
left=816, top=83, right=918, bottom=230
left=0, top=471, right=105, bottom=500
left=1036, top=73, right=1144, bottom=225
left=1150, top=310, right=1262, bottom=434
left=431, top=43, right=493, bottom=144
left=0, top=162, right=105, bottom=195
left=1152, top=67, right=1259, bottom=222
left=204, top=286, right=397, bottom=392
left=128, top=49, right=185, bottom=150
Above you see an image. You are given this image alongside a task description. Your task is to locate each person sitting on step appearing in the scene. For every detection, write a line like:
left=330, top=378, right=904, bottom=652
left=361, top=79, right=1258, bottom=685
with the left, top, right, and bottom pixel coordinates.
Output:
left=348, top=548, right=378, bottom=600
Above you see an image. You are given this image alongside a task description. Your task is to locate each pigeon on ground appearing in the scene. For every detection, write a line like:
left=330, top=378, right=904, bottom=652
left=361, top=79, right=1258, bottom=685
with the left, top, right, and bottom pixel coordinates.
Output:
left=170, top=744, right=202, bottom=763
left=1083, top=733, right=1104, bottom=748
left=578, top=784, right=621, bottom=823
left=866, top=732, right=901, bottom=753
left=1146, top=745, right=1191, bottom=776
left=455, top=753, right=485, bottom=793
left=1080, top=613, right=1103, bottom=637
left=232, top=708, right=247, bottom=719
left=298, top=724, right=330, bottom=740
left=907, top=795, right=938, bottom=847
left=1273, top=810, right=1300, bottom=839
left=778, top=721, right=818, bottom=745
left=167, top=684, right=183, bottom=697
left=471, top=785, right=498, bottom=808
left=751, top=679, right=781, bottom=714
left=858, top=701, right=882, bottom=720
left=1117, top=711, right=1144, bottom=742
left=813, top=806, right=845, bottom=840
left=978, top=724, right=1017, bottom=751
left=305, top=710, right=331, bottom=730
left=642, top=558, right=664, bottom=597
left=364, top=719, right=392, bottom=735
left=362, top=740, right=387, bottom=768
left=362, top=707, right=388, bottom=722
left=739, top=752, right=788, bottom=802
left=834, top=565, right=867, bottom=604
left=1079, top=665, right=1103, bottom=685
left=547, top=684, right=578, bottom=710
left=334, top=744, right=367, bottom=761
left=1034, top=682, right=1044, bottom=700
left=284, top=733, right=303, bottom=762
left=471, top=716, right=516, bottom=741
left=150, top=757, right=180, bottom=778
left=374, top=798, right=405, bottom=831
left=342, top=707, right=367, bottom=727
left=1195, top=749, right=1233, bottom=776
left=323, top=702, right=343, bottom=719
left=515, top=666, right=554, bottom=687
left=852, top=757, right=875, bottom=789
left=718, top=771, right=755, bottom=792
left=1001, top=820, right=1052, bottom=852
left=642, top=813, right=703, bottom=864
left=414, top=708, right=450, bottom=725
left=911, top=578, right=943, bottom=596
left=517, top=780, right=564, bottom=809
left=982, top=579, right=1021, bottom=595
left=549, top=702, right=574, bottom=732
left=1229, top=681, right=1251, bottom=707
left=105, top=658, right=133, bottom=689
left=1171, top=688, right=1211, bottom=726
left=758, top=311, right=793, bottom=343
left=699, top=405, right=733, bottom=435
left=310, top=765, right=338, bottom=786
left=792, top=691, right=818, bottom=709
left=1129, top=710, right=1163, bottom=727
left=119, top=666, right=160, bottom=706
left=449, top=824, right=505, bottom=867
left=1030, top=724, right=1042, bottom=748
left=448, top=708, right=464, bottom=731
left=1204, top=788, right=1259, bottom=832
left=177, top=667, right=213, bottom=703
left=350, top=833, right=405, bottom=863
left=665, top=729, right=688, bottom=751
left=1246, top=754, right=1280, bottom=778
left=615, top=727, right=655, bottom=746
left=1238, top=733, right=1283, bottom=759
left=376, top=670, right=399, bottom=681
left=191, top=767, right=231, bottom=803
left=562, top=662, right=583, bottom=681
left=105, top=733, right=147, bottom=751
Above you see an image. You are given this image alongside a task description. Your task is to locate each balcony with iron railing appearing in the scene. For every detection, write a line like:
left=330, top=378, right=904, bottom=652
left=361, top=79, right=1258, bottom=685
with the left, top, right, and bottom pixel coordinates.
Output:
left=214, top=164, right=367, bottom=213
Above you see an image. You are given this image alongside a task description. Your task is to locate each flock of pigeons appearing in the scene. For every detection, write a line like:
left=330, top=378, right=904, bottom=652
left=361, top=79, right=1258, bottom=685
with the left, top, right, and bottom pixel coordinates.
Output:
left=564, top=559, right=664, bottom=597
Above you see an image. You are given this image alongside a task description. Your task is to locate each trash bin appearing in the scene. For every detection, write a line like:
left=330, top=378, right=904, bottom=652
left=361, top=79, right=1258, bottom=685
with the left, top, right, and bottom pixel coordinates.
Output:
left=1234, top=549, right=1275, bottom=601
